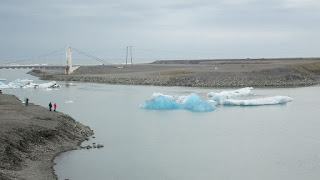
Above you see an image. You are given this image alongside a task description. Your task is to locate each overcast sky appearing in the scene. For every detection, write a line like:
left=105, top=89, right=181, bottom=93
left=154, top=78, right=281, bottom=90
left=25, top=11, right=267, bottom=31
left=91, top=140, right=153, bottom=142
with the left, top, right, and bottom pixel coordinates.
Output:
left=0, top=0, right=320, bottom=63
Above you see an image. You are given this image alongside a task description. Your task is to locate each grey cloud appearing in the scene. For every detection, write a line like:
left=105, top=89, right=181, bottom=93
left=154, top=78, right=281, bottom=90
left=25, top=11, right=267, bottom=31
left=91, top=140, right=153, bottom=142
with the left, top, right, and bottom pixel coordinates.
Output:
left=0, top=0, right=319, bottom=62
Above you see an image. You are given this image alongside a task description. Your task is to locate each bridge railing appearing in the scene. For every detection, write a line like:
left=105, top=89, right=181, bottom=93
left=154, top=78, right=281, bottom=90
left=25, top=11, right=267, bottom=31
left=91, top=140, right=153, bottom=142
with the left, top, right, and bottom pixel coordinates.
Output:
left=0, top=65, right=69, bottom=69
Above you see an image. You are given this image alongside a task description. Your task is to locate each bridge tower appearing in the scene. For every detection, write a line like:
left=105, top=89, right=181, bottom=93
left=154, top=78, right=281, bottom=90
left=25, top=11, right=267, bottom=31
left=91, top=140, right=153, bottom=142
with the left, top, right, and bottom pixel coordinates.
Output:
left=65, top=47, right=73, bottom=75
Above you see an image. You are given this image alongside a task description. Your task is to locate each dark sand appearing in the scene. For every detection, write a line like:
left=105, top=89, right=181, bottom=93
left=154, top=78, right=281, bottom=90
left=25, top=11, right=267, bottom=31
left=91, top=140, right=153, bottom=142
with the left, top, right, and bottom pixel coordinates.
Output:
left=29, top=58, right=320, bottom=87
left=0, top=94, right=93, bottom=180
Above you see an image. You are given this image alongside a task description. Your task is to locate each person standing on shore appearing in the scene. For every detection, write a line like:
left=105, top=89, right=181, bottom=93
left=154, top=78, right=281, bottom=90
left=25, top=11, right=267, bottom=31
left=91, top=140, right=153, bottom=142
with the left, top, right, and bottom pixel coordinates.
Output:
left=54, top=103, right=56, bottom=111
left=49, top=102, right=52, bottom=111
left=26, top=98, right=29, bottom=106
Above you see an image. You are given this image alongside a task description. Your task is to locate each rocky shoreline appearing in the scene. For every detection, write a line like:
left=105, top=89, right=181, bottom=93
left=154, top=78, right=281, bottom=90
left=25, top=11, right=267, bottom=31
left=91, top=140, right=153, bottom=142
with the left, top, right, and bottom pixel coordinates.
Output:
left=0, top=94, right=93, bottom=180
left=29, top=58, right=320, bottom=87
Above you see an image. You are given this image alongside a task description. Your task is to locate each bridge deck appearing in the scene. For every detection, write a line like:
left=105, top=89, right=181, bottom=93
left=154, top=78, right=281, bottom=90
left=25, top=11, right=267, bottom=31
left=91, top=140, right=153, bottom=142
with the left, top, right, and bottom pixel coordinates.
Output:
left=0, top=65, right=69, bottom=69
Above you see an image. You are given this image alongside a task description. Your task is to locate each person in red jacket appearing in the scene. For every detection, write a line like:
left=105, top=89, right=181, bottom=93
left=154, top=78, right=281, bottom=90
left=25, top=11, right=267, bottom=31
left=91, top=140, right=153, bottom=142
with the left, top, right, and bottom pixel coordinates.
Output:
left=54, top=103, right=57, bottom=111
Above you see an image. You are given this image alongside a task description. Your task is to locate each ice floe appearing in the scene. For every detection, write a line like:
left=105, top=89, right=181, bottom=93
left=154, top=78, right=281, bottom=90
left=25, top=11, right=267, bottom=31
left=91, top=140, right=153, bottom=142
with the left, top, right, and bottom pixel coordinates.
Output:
left=139, top=93, right=215, bottom=112
left=207, top=87, right=254, bottom=103
left=0, top=82, right=7, bottom=88
left=222, top=96, right=293, bottom=106
left=140, top=87, right=292, bottom=112
left=0, top=79, right=60, bottom=89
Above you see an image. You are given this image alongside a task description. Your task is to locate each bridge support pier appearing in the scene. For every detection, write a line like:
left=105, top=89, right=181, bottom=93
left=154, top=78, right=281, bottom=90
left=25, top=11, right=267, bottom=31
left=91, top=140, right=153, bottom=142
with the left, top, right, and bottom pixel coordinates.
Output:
left=65, top=47, right=73, bottom=75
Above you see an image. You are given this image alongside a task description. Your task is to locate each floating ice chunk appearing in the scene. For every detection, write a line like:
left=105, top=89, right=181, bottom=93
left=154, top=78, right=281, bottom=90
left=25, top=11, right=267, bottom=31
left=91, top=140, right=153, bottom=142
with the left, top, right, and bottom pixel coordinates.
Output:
left=19, top=81, right=60, bottom=89
left=22, top=82, right=39, bottom=89
left=140, top=88, right=292, bottom=112
left=1, top=79, right=61, bottom=89
left=38, top=81, right=60, bottom=88
left=140, top=94, right=182, bottom=110
left=150, top=93, right=189, bottom=104
left=0, top=82, right=8, bottom=88
left=15, top=79, right=33, bottom=83
left=8, top=81, right=23, bottom=88
left=150, top=93, right=172, bottom=100
left=208, top=87, right=254, bottom=103
left=6, top=79, right=34, bottom=88
left=140, top=93, right=216, bottom=112
left=65, top=100, right=74, bottom=103
left=183, top=93, right=215, bottom=112
left=222, top=96, right=293, bottom=106
left=208, top=100, right=219, bottom=106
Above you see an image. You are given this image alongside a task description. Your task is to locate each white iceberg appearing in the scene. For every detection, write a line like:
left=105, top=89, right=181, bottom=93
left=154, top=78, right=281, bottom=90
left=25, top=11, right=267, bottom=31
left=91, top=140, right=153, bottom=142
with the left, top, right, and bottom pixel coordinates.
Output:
left=222, top=96, right=293, bottom=106
left=15, top=79, right=33, bottom=83
left=22, top=82, right=39, bottom=89
left=0, top=79, right=34, bottom=88
left=8, top=81, right=23, bottom=88
left=38, top=81, right=60, bottom=88
left=0, top=79, right=60, bottom=89
left=22, top=81, right=60, bottom=89
left=207, top=87, right=254, bottom=103
left=0, top=82, right=7, bottom=88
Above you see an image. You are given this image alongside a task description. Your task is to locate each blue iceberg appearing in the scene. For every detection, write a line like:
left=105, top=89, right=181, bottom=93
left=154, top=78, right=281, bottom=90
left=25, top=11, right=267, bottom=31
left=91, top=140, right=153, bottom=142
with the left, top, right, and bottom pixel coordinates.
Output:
left=183, top=93, right=215, bottom=112
left=139, top=93, right=216, bottom=112
left=139, top=95, right=182, bottom=110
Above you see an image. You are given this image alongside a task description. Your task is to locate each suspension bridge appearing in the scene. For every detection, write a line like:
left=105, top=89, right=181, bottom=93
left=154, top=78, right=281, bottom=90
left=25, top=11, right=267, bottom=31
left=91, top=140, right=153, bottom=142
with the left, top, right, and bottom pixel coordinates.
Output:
left=0, top=47, right=115, bottom=75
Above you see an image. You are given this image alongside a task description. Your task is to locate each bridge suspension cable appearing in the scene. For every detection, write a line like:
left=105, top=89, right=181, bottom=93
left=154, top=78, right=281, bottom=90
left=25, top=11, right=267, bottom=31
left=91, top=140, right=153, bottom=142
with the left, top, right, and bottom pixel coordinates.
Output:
left=72, top=48, right=115, bottom=66
left=2, top=48, right=65, bottom=65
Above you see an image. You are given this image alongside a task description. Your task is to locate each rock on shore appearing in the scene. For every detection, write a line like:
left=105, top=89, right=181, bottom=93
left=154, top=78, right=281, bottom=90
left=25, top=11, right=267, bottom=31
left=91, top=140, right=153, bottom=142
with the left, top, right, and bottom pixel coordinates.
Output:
left=0, top=94, right=93, bottom=180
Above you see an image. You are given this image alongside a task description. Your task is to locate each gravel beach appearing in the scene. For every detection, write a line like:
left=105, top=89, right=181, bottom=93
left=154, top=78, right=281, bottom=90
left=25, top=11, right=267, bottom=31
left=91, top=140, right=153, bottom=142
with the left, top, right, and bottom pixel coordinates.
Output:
left=29, top=58, right=320, bottom=87
left=0, top=94, right=93, bottom=180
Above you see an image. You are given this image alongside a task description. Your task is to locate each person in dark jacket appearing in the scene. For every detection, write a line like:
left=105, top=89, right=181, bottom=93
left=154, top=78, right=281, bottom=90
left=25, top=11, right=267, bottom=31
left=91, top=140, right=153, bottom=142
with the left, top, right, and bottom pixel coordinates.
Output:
left=49, top=102, right=52, bottom=111
left=26, top=98, right=29, bottom=106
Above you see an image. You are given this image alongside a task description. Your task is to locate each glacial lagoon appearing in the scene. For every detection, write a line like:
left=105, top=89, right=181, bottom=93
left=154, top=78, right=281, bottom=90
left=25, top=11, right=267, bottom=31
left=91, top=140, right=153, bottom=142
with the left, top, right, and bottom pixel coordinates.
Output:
left=1, top=69, right=320, bottom=180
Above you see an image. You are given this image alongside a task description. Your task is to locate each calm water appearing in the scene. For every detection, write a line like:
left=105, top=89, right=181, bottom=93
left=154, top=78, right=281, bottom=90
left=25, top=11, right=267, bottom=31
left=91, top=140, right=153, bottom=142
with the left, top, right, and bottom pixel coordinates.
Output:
left=1, top=69, right=320, bottom=180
